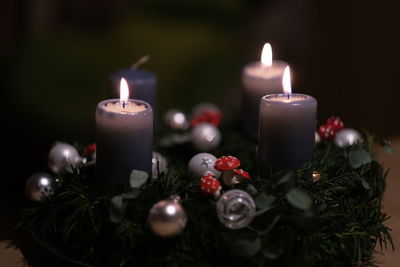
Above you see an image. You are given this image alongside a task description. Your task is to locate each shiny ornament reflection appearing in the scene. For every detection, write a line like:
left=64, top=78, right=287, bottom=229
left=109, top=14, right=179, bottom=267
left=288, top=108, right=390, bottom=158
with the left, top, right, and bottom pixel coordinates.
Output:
left=148, top=196, right=187, bottom=237
left=25, top=173, right=55, bottom=201
left=191, top=123, right=221, bottom=151
left=48, top=143, right=86, bottom=173
left=164, top=109, right=189, bottom=130
left=334, top=128, right=362, bottom=148
left=152, top=151, right=168, bottom=178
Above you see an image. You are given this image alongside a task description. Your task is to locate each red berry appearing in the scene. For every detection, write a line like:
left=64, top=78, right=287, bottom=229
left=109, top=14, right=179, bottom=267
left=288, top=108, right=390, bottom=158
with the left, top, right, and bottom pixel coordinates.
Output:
left=84, top=143, right=96, bottom=157
left=326, top=116, right=344, bottom=132
left=318, top=124, right=336, bottom=139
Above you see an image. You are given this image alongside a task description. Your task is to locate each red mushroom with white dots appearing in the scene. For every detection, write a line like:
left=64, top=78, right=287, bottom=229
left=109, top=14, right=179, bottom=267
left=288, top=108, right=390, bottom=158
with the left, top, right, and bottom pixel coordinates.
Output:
left=200, top=174, right=221, bottom=198
left=214, top=156, right=242, bottom=186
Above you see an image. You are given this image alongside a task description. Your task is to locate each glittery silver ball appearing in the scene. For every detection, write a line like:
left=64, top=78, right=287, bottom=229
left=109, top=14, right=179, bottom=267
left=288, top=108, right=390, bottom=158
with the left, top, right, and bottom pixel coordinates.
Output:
left=334, top=128, right=363, bottom=148
left=216, top=189, right=256, bottom=229
left=191, top=102, right=220, bottom=117
left=48, top=142, right=86, bottom=173
left=188, top=152, right=221, bottom=178
left=25, top=173, right=55, bottom=201
left=164, top=109, right=189, bottom=130
left=152, top=151, right=168, bottom=179
left=148, top=196, right=187, bottom=237
left=191, top=123, right=221, bottom=151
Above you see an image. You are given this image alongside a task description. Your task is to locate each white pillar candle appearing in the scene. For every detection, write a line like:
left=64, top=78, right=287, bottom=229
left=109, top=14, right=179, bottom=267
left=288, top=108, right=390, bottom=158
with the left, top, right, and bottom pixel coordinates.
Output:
left=257, top=67, right=317, bottom=175
left=96, top=78, right=153, bottom=187
left=241, top=43, right=289, bottom=138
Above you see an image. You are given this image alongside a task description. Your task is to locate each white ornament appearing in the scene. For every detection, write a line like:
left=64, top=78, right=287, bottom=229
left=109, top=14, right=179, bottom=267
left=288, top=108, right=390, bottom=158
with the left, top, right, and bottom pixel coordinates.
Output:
left=191, top=123, right=221, bottom=151
left=48, top=142, right=86, bottom=173
left=188, top=152, right=221, bottom=178
left=315, top=131, right=321, bottom=143
left=334, top=128, right=363, bottom=148
left=25, top=173, right=55, bottom=201
left=164, top=109, right=189, bottom=130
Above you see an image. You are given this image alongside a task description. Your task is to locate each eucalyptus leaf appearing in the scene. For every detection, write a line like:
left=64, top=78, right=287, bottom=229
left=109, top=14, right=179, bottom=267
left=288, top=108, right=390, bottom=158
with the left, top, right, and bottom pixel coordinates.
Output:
left=122, top=189, right=140, bottom=200
left=109, top=195, right=127, bottom=223
left=230, top=237, right=261, bottom=257
left=349, top=148, right=372, bottom=168
left=129, top=170, right=149, bottom=189
left=286, top=188, right=312, bottom=210
left=246, top=184, right=258, bottom=196
left=360, top=178, right=371, bottom=190
left=255, top=193, right=276, bottom=211
left=277, top=172, right=294, bottom=185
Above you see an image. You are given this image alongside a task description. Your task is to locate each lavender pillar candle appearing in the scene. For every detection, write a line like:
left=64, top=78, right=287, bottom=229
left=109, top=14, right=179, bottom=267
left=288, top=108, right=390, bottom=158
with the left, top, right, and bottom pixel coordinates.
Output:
left=241, top=43, right=288, bottom=138
left=96, top=79, right=153, bottom=186
left=109, top=68, right=157, bottom=111
left=257, top=67, right=317, bottom=175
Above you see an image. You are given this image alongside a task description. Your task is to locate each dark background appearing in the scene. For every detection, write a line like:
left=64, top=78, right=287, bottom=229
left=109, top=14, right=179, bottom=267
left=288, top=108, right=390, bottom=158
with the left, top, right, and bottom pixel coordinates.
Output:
left=1, top=0, right=399, bottom=265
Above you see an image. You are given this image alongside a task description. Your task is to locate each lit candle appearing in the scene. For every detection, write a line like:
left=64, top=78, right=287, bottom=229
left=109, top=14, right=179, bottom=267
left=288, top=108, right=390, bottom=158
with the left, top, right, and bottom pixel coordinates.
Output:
left=241, top=43, right=289, bottom=138
left=109, top=60, right=157, bottom=112
left=96, top=78, right=153, bottom=187
left=257, top=67, right=317, bottom=175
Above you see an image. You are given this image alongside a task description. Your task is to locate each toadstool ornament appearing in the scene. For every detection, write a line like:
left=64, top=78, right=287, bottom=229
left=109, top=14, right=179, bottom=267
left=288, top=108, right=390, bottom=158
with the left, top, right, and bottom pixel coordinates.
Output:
left=231, top=169, right=251, bottom=184
left=214, top=156, right=241, bottom=186
left=327, top=116, right=344, bottom=132
left=318, top=124, right=336, bottom=140
left=200, top=174, right=222, bottom=198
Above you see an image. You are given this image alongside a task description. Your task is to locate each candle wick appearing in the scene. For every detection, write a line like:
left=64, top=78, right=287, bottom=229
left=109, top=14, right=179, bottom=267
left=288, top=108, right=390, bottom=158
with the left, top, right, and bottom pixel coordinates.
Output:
left=131, top=55, right=150, bottom=69
left=122, top=101, right=126, bottom=108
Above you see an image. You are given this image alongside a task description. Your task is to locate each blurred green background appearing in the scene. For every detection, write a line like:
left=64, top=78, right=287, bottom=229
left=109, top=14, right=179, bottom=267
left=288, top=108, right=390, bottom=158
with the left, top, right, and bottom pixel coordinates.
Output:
left=1, top=0, right=400, bottom=176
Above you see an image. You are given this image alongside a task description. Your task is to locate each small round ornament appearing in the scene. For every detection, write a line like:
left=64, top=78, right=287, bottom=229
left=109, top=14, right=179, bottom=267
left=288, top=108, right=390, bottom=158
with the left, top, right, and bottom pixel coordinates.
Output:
left=315, top=131, right=321, bottom=143
left=48, top=142, right=86, bottom=173
left=191, top=122, right=221, bottom=151
left=188, top=152, right=221, bottom=178
left=152, top=151, right=168, bottom=178
left=25, top=173, right=55, bottom=201
left=216, top=189, right=256, bottom=229
left=334, top=128, right=363, bottom=148
left=312, top=171, right=321, bottom=183
left=148, top=196, right=187, bottom=237
left=164, top=109, right=189, bottom=130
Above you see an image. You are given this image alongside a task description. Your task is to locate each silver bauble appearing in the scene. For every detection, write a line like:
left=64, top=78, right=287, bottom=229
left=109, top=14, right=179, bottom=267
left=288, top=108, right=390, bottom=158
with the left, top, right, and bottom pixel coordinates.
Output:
left=315, top=131, right=321, bottom=143
left=148, top=196, right=187, bottom=237
left=191, top=123, right=221, bottom=151
left=48, top=142, right=86, bottom=173
left=188, top=152, right=221, bottom=178
left=191, top=102, right=220, bottom=117
left=152, top=151, right=168, bottom=179
left=164, top=109, right=189, bottom=130
left=25, top=173, right=55, bottom=201
left=216, top=189, right=256, bottom=229
left=334, top=128, right=363, bottom=148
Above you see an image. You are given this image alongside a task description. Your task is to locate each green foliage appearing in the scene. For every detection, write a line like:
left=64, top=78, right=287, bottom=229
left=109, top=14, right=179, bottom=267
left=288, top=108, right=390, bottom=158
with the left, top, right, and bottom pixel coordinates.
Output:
left=20, top=133, right=393, bottom=267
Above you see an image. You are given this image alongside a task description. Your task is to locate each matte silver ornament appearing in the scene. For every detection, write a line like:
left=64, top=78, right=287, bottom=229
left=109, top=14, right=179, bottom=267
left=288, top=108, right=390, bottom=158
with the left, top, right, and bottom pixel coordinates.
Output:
left=152, top=151, right=168, bottom=178
left=216, top=189, right=256, bottom=229
left=148, top=196, right=187, bottom=237
left=25, top=173, right=55, bottom=201
left=191, top=102, right=220, bottom=117
left=164, top=109, right=189, bottom=130
left=188, top=152, right=221, bottom=178
left=48, top=142, right=86, bottom=173
left=334, top=128, right=363, bottom=148
left=191, top=122, right=221, bottom=151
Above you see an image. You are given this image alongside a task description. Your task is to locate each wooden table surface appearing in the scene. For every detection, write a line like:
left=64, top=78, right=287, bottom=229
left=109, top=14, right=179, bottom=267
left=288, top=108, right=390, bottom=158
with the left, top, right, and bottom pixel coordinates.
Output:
left=1, top=137, right=399, bottom=266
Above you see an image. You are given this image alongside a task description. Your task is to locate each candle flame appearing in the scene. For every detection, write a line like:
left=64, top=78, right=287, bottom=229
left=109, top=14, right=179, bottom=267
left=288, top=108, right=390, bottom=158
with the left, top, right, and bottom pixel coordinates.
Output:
left=261, top=43, right=273, bottom=67
left=120, top=78, right=129, bottom=103
left=282, top=66, right=292, bottom=94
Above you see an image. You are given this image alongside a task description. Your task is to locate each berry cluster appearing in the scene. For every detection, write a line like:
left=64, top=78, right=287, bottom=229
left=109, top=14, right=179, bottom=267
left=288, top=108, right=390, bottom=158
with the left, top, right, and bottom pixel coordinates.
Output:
left=318, top=116, right=344, bottom=140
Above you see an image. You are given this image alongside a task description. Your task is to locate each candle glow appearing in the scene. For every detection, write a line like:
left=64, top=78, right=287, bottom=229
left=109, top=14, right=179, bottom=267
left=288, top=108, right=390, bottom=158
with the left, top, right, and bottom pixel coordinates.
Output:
left=120, top=78, right=129, bottom=104
left=282, top=66, right=292, bottom=95
left=261, top=43, right=273, bottom=67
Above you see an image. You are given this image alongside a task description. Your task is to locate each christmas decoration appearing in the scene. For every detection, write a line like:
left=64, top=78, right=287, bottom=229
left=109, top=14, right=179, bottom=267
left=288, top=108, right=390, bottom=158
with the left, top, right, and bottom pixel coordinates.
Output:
left=334, top=128, right=363, bottom=148
left=48, top=142, right=86, bottom=173
left=25, top=173, right=55, bottom=201
left=152, top=151, right=168, bottom=178
left=315, top=131, right=321, bottom=143
left=190, top=109, right=222, bottom=127
left=216, top=189, right=256, bottom=229
left=83, top=143, right=96, bottom=160
left=164, top=109, right=189, bottom=130
left=191, top=122, right=221, bottom=151
left=214, top=155, right=242, bottom=186
left=200, top=173, right=221, bottom=197
left=318, top=124, right=336, bottom=140
left=327, top=116, right=344, bottom=131
left=188, top=152, right=221, bottom=178
left=312, top=171, right=321, bottom=183
left=191, top=102, right=221, bottom=117
left=147, top=195, right=187, bottom=237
